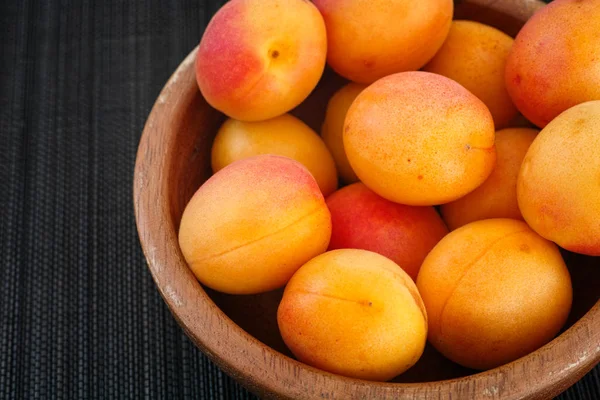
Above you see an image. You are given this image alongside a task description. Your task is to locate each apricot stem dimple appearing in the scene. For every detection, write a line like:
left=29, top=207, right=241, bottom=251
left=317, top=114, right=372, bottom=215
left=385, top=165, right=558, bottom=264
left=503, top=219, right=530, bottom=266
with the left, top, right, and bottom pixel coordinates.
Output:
left=236, top=47, right=284, bottom=102
left=465, top=144, right=495, bottom=151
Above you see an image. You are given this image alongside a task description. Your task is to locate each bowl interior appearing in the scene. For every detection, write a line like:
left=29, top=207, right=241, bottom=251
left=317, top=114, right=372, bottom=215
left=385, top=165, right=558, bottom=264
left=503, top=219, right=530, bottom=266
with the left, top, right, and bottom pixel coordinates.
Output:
left=137, top=0, right=600, bottom=397
left=174, top=81, right=600, bottom=383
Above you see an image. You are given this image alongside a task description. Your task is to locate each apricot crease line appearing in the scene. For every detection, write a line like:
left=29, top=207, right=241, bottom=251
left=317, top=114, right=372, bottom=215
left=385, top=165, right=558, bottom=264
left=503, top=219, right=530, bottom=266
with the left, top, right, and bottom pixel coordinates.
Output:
left=190, top=206, right=324, bottom=265
left=438, top=229, right=530, bottom=337
left=293, top=290, right=373, bottom=307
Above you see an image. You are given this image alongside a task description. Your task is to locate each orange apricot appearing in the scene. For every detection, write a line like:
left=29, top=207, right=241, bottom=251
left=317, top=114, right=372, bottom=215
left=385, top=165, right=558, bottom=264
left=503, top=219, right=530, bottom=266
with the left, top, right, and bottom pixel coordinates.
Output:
left=417, top=219, right=572, bottom=370
left=344, top=71, right=496, bottom=206
left=278, top=249, right=427, bottom=381
left=312, top=0, right=453, bottom=83
left=179, top=155, right=331, bottom=294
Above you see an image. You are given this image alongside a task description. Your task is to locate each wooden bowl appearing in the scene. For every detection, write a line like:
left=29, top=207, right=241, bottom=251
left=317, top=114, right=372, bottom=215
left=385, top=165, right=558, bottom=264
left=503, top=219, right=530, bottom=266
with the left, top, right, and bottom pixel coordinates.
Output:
left=134, top=0, right=600, bottom=398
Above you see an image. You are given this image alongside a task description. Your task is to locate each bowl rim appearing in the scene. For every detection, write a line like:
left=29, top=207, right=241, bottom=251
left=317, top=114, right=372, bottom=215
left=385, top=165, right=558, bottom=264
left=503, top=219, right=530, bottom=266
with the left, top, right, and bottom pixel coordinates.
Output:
left=133, top=4, right=600, bottom=399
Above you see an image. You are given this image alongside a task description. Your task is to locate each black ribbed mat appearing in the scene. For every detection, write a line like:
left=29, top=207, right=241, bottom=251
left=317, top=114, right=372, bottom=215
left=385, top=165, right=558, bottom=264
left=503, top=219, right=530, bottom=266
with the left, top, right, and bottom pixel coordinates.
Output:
left=0, top=1, right=597, bottom=399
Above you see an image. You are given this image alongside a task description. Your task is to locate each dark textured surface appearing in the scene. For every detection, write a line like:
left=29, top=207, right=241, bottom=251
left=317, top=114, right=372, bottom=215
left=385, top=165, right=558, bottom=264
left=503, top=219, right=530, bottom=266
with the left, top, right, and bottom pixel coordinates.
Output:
left=0, top=0, right=597, bottom=399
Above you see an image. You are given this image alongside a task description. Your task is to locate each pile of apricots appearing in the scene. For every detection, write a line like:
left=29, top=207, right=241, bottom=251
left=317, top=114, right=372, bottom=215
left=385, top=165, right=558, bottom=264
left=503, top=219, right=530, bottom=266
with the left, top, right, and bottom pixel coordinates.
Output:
left=178, top=0, right=600, bottom=381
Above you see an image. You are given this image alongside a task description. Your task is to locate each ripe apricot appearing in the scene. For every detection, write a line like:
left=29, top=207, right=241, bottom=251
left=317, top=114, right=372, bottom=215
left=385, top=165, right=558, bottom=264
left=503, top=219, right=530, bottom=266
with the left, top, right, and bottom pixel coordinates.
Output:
left=196, top=0, right=327, bottom=121
left=212, top=114, right=338, bottom=196
left=278, top=249, right=427, bottom=381
left=417, top=219, right=572, bottom=370
left=518, top=101, right=600, bottom=256
left=344, top=71, right=496, bottom=206
left=179, top=155, right=331, bottom=294
left=327, top=183, right=448, bottom=280
left=313, top=0, right=453, bottom=83
left=505, top=0, right=600, bottom=127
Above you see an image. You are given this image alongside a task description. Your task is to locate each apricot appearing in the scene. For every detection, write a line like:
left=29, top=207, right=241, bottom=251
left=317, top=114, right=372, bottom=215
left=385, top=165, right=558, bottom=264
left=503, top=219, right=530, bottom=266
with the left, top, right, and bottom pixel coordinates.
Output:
left=344, top=71, right=496, bottom=206
left=416, top=219, right=572, bottom=370
left=441, top=128, right=538, bottom=230
left=518, top=101, right=600, bottom=256
left=278, top=249, right=427, bottom=381
left=505, top=0, right=600, bottom=128
left=312, top=0, right=453, bottom=83
left=326, top=183, right=448, bottom=281
left=196, top=0, right=327, bottom=121
left=178, top=155, right=331, bottom=294
left=212, top=114, right=338, bottom=196
left=321, top=83, right=366, bottom=184
left=423, top=21, right=517, bottom=129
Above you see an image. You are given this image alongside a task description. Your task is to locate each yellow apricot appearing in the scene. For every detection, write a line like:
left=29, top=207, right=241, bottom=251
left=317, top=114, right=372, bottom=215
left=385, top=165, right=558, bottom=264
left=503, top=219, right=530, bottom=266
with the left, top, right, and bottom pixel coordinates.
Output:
left=212, top=114, right=338, bottom=196
left=321, top=83, right=366, bottom=184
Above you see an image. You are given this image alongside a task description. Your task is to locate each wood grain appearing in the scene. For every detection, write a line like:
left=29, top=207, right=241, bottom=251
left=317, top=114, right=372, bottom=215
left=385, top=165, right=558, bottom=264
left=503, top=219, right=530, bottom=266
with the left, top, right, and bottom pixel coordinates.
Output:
left=134, top=1, right=600, bottom=398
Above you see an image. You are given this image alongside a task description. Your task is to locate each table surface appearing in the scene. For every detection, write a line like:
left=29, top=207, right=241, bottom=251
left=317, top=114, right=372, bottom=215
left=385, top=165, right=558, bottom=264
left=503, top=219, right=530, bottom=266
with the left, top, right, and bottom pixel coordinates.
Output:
left=1, top=0, right=598, bottom=398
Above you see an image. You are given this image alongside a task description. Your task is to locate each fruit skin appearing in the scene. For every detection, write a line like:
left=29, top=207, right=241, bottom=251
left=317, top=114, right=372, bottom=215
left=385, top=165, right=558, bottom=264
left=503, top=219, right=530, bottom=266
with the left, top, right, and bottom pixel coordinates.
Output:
left=178, top=155, right=331, bottom=295
left=517, top=101, right=600, bottom=256
left=211, top=114, right=338, bottom=196
left=416, top=219, right=572, bottom=370
left=423, top=20, right=517, bottom=129
left=441, top=128, right=538, bottom=230
left=312, top=0, right=453, bottom=84
left=195, top=0, right=327, bottom=122
left=277, top=249, right=427, bottom=381
left=344, top=71, right=496, bottom=206
left=326, top=183, right=448, bottom=281
left=505, top=0, right=600, bottom=128
left=321, top=83, right=366, bottom=184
